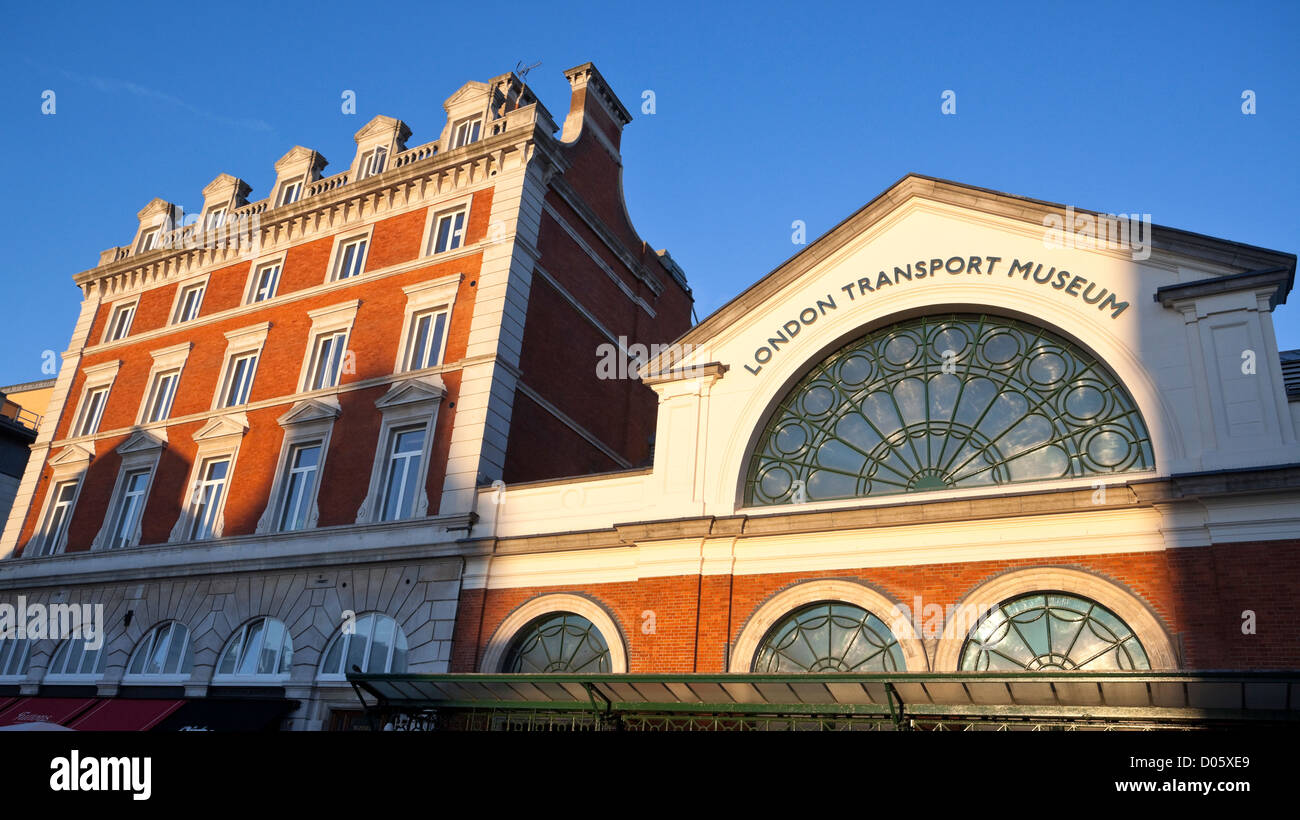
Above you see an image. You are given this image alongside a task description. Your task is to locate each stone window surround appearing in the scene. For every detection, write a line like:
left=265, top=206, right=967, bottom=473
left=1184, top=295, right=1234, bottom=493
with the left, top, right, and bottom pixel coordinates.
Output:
left=325, top=224, right=375, bottom=283
left=134, top=342, right=193, bottom=425
left=121, top=620, right=194, bottom=685
left=90, top=431, right=167, bottom=551
left=931, top=566, right=1180, bottom=671
left=393, top=274, right=461, bottom=375
left=479, top=593, right=628, bottom=673
left=168, top=272, right=211, bottom=325
left=316, top=610, right=409, bottom=681
left=68, top=360, right=122, bottom=441
left=255, top=398, right=341, bottom=535
left=27, top=443, right=93, bottom=557
left=354, top=376, right=445, bottom=525
left=276, top=175, right=305, bottom=207
left=211, top=616, right=294, bottom=685
left=729, top=579, right=929, bottom=673
left=43, top=635, right=107, bottom=684
left=168, top=413, right=249, bottom=544
left=243, top=251, right=288, bottom=305
left=419, top=193, right=474, bottom=257
left=101, top=297, right=139, bottom=344
left=296, top=301, right=361, bottom=394
left=210, top=323, right=270, bottom=411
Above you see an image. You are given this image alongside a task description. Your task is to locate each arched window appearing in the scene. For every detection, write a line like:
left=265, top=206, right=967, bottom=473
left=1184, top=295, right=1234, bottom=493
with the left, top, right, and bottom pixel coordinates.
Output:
left=752, top=602, right=904, bottom=673
left=746, top=314, right=1153, bottom=505
left=960, top=592, right=1150, bottom=671
left=0, top=638, right=31, bottom=678
left=502, top=612, right=611, bottom=673
left=46, top=636, right=107, bottom=678
left=126, top=621, right=194, bottom=678
left=318, top=613, right=407, bottom=679
left=215, top=618, right=293, bottom=680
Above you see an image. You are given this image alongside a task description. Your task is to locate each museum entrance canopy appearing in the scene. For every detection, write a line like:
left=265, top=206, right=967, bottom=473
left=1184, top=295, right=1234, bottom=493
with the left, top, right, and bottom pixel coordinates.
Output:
left=347, top=671, right=1300, bottom=731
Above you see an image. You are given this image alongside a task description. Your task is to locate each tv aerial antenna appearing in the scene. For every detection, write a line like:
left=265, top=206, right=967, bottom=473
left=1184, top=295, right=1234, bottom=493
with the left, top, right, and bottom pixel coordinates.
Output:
left=515, top=60, right=542, bottom=84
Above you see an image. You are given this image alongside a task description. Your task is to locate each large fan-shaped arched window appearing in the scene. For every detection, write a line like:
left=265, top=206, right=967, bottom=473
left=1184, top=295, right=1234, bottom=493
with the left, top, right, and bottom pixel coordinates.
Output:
left=502, top=612, right=611, bottom=673
left=752, top=602, right=904, bottom=673
left=960, top=592, right=1150, bottom=671
left=745, top=314, right=1153, bottom=505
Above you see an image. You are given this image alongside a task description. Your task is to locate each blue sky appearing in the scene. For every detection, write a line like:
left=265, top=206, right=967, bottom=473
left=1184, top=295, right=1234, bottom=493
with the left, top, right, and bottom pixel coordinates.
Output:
left=1, top=0, right=1296, bottom=388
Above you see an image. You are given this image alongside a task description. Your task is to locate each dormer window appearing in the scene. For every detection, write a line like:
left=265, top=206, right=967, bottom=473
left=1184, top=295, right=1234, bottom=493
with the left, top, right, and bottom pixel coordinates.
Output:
left=137, top=228, right=160, bottom=253
left=358, top=147, right=388, bottom=180
left=278, top=179, right=303, bottom=207
left=452, top=117, right=482, bottom=149
left=206, top=207, right=227, bottom=231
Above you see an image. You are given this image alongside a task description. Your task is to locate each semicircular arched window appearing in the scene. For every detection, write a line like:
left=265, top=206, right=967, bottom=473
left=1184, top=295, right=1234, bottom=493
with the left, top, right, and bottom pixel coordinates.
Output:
left=0, top=638, right=31, bottom=679
left=126, top=621, right=194, bottom=679
left=215, top=617, right=293, bottom=680
left=318, top=612, right=408, bottom=679
left=745, top=314, right=1153, bottom=505
left=753, top=602, right=904, bottom=673
left=45, top=636, right=107, bottom=679
left=502, top=612, right=612, bottom=673
left=960, top=592, right=1150, bottom=671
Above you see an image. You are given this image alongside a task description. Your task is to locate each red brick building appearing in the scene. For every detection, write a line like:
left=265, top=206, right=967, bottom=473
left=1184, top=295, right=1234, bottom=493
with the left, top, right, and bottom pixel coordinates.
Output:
left=1, top=65, right=1298, bottom=731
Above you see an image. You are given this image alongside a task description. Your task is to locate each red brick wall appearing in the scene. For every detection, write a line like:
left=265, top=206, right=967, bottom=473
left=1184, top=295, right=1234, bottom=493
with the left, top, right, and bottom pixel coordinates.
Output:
left=451, top=543, right=1300, bottom=673
left=17, top=192, right=491, bottom=555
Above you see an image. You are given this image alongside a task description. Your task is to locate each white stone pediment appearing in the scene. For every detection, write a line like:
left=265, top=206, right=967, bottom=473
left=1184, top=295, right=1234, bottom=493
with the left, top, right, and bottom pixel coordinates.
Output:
left=375, top=376, right=446, bottom=409
left=353, top=114, right=411, bottom=144
left=49, top=443, right=94, bottom=467
left=116, top=430, right=168, bottom=454
left=277, top=398, right=341, bottom=427
left=443, top=81, right=490, bottom=109
left=193, top=412, right=250, bottom=442
left=275, top=145, right=328, bottom=171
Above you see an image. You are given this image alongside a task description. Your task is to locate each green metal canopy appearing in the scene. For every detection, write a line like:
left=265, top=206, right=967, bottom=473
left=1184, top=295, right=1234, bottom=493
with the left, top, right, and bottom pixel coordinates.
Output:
left=347, top=671, right=1300, bottom=731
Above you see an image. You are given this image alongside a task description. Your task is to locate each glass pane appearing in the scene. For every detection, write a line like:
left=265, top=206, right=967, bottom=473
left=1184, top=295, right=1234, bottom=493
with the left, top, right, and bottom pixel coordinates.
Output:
left=959, top=592, right=1151, bottom=671
left=259, top=619, right=286, bottom=675
left=367, top=616, right=395, bottom=673
left=504, top=613, right=611, bottom=673
left=65, top=640, right=86, bottom=675
left=409, top=314, right=430, bottom=369
left=753, top=603, right=903, bottom=673
left=745, top=314, right=1153, bottom=505
left=238, top=619, right=266, bottom=675
left=344, top=615, right=370, bottom=674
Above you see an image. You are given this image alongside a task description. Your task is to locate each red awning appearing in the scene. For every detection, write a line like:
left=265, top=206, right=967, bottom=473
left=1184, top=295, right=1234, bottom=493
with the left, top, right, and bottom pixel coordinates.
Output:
left=0, top=697, right=97, bottom=727
left=68, top=698, right=183, bottom=731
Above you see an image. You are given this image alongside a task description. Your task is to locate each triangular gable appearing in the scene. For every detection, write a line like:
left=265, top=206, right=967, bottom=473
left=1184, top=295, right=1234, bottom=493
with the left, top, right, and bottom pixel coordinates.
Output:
left=376, top=376, right=446, bottom=409
left=116, top=430, right=167, bottom=454
left=48, top=443, right=94, bottom=467
left=443, top=81, right=490, bottom=109
left=353, top=115, right=412, bottom=143
left=278, top=398, right=341, bottom=427
left=275, top=145, right=328, bottom=172
left=193, top=412, right=249, bottom=442
left=645, top=174, right=1297, bottom=375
